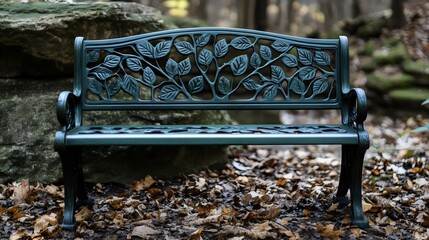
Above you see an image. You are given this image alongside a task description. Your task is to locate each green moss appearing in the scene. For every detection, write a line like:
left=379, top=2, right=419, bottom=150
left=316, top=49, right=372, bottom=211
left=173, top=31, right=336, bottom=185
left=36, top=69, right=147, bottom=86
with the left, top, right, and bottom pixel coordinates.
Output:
left=403, top=59, right=429, bottom=76
left=367, top=71, right=414, bottom=92
left=382, top=37, right=401, bottom=47
left=388, top=88, right=429, bottom=104
left=373, top=42, right=408, bottom=66
left=363, top=40, right=376, bottom=56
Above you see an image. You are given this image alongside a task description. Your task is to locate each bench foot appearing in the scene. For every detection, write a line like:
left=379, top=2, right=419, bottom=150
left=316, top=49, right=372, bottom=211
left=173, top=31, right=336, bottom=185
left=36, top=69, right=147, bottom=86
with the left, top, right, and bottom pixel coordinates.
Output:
left=333, top=195, right=350, bottom=206
left=60, top=222, right=77, bottom=231
left=351, top=218, right=369, bottom=229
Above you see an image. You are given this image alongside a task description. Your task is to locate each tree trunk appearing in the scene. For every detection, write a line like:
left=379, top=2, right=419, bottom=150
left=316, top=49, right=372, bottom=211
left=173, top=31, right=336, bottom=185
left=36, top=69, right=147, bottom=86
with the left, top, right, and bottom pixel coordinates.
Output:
left=352, top=0, right=362, bottom=19
left=254, top=0, right=269, bottom=30
left=391, top=0, right=407, bottom=29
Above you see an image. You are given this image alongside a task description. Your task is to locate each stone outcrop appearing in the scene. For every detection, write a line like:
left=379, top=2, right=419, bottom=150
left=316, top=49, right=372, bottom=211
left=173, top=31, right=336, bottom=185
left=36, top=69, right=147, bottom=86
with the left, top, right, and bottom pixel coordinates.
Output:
left=0, top=1, right=168, bottom=77
left=0, top=2, right=231, bottom=184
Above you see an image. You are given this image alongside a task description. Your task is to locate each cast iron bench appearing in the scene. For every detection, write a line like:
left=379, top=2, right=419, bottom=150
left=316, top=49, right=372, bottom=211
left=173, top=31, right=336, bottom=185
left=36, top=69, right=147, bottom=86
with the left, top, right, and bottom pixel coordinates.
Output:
left=54, top=27, right=370, bottom=230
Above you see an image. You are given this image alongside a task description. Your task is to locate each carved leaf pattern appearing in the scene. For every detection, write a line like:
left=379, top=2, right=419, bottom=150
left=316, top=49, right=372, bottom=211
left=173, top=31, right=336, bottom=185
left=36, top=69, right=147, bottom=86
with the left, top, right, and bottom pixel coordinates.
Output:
left=298, top=48, right=313, bottom=65
left=108, top=79, right=122, bottom=96
left=218, top=76, right=232, bottom=95
left=198, top=49, right=214, bottom=66
left=126, top=58, right=142, bottom=71
left=263, top=85, right=278, bottom=100
left=88, top=77, right=103, bottom=97
left=154, top=41, right=173, bottom=58
left=86, top=32, right=337, bottom=102
left=231, top=55, right=248, bottom=76
left=165, top=58, right=179, bottom=77
left=87, top=50, right=100, bottom=62
left=313, top=77, right=329, bottom=94
left=159, top=85, right=181, bottom=100
left=195, top=34, right=211, bottom=47
left=250, top=52, right=261, bottom=69
left=189, top=76, right=204, bottom=94
left=179, top=58, right=191, bottom=75
left=243, top=79, right=261, bottom=91
left=93, top=67, right=113, bottom=81
left=123, top=75, right=139, bottom=99
left=230, top=37, right=253, bottom=50
left=260, top=46, right=272, bottom=60
left=290, top=78, right=305, bottom=94
left=214, top=39, right=228, bottom=57
left=103, top=55, right=121, bottom=68
left=175, top=41, right=194, bottom=55
left=143, top=67, right=156, bottom=86
left=136, top=40, right=154, bottom=58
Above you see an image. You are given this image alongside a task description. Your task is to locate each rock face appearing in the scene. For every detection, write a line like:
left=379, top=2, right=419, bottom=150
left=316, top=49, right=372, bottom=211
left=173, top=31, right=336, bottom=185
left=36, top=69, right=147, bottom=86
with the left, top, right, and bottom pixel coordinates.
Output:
left=0, top=78, right=231, bottom=184
left=0, top=2, right=231, bottom=184
left=0, top=1, right=168, bottom=77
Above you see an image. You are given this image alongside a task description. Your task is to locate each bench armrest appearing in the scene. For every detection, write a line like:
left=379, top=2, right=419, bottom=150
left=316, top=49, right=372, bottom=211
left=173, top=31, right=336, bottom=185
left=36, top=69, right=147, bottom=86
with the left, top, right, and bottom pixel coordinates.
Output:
left=57, top=91, right=80, bottom=131
left=342, top=88, right=367, bottom=129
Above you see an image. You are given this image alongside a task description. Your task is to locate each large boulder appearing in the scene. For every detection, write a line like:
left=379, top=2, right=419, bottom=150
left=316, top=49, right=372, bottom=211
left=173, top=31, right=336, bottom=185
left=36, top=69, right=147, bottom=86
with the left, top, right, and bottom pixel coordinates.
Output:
left=0, top=1, right=168, bottom=77
left=0, top=2, right=231, bottom=184
left=0, top=78, right=231, bottom=184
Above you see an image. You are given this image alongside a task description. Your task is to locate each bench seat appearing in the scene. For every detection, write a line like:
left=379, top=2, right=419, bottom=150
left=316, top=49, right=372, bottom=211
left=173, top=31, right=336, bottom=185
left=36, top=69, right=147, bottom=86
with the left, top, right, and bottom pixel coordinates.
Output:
left=66, top=124, right=358, bottom=145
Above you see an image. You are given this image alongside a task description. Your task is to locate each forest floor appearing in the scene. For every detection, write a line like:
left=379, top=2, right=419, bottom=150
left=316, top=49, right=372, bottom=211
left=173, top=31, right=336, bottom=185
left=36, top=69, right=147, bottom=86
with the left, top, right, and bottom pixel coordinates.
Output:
left=0, top=114, right=428, bottom=240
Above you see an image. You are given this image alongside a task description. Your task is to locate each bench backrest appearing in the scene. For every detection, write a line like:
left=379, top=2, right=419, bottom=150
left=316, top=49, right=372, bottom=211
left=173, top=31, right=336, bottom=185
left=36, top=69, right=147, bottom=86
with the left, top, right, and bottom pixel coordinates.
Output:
left=74, top=28, right=350, bottom=110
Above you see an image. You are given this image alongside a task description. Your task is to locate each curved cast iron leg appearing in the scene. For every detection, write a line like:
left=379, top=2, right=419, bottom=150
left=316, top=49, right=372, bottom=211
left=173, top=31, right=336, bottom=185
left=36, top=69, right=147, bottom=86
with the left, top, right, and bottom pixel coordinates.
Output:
left=350, top=146, right=369, bottom=228
left=334, top=144, right=353, bottom=206
left=74, top=147, right=92, bottom=209
left=59, top=150, right=76, bottom=231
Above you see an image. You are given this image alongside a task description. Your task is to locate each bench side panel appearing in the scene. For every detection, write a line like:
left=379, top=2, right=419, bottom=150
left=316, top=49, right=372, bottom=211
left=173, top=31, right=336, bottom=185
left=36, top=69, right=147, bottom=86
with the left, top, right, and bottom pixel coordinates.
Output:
left=77, top=28, right=345, bottom=110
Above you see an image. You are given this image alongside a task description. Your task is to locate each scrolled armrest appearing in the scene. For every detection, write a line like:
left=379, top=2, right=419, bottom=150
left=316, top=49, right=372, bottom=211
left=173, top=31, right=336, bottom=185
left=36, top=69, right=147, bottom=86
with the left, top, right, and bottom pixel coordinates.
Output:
left=57, top=91, right=79, bottom=131
left=342, top=88, right=368, bottom=127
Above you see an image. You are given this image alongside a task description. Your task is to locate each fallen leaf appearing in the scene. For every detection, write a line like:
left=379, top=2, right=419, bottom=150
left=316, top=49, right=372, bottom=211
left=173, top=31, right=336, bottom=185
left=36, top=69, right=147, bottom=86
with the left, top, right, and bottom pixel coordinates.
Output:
left=228, top=237, right=245, bottom=240
left=317, top=224, right=343, bottom=239
left=132, top=175, right=156, bottom=191
left=7, top=206, right=26, bottom=221
left=113, top=212, right=125, bottom=226
left=303, top=209, right=311, bottom=216
left=236, top=176, right=249, bottom=185
left=327, top=203, right=339, bottom=212
left=75, top=206, right=91, bottom=222
left=362, top=201, right=373, bottom=212
left=131, top=225, right=161, bottom=238
left=277, top=178, right=287, bottom=187
left=350, top=227, right=363, bottom=237
left=253, top=220, right=272, bottom=232
left=188, top=227, right=204, bottom=240
left=414, top=178, right=428, bottom=188
left=33, top=213, right=60, bottom=238
left=9, top=229, right=29, bottom=240
left=12, top=179, right=31, bottom=203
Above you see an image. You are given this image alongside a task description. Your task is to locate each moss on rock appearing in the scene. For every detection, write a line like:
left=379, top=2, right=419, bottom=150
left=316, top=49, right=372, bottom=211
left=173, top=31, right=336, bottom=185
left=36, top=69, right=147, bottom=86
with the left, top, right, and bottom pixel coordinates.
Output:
left=373, top=42, right=408, bottom=66
left=402, top=59, right=429, bottom=86
left=366, top=70, right=414, bottom=92
left=388, top=88, right=429, bottom=108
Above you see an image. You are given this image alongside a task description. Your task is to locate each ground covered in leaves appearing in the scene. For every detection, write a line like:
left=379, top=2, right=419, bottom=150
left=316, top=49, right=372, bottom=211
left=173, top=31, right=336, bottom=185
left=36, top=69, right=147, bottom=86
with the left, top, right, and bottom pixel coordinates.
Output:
left=1, top=114, right=428, bottom=239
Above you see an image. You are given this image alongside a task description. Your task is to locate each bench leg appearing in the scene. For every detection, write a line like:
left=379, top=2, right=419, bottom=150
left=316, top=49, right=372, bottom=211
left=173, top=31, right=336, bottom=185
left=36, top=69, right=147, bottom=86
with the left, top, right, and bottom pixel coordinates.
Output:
left=59, top=147, right=90, bottom=231
left=74, top=147, right=92, bottom=209
left=334, top=144, right=352, bottom=205
left=349, top=145, right=369, bottom=228
left=59, top=149, right=77, bottom=231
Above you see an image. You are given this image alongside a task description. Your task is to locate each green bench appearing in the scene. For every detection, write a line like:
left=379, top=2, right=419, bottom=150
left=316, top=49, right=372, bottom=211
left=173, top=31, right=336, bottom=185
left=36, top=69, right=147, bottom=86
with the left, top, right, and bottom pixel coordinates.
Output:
left=54, top=27, right=370, bottom=230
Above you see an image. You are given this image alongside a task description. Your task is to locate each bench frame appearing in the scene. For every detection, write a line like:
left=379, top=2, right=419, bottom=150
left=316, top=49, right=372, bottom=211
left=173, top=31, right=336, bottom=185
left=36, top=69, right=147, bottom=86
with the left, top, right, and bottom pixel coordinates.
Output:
left=54, top=27, right=369, bottom=230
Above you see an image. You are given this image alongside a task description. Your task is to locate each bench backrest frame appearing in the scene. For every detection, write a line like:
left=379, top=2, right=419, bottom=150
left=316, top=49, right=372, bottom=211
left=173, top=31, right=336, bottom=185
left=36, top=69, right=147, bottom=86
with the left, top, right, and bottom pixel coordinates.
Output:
left=74, top=28, right=350, bottom=111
